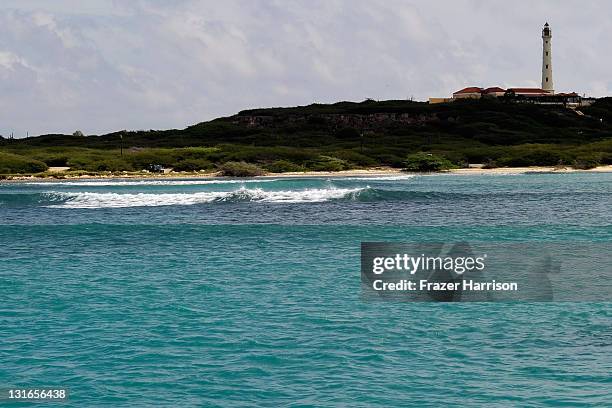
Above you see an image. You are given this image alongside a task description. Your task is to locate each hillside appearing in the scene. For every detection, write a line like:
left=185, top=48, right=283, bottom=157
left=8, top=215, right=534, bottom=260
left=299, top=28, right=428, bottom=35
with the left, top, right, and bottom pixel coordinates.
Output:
left=2, top=97, right=612, bottom=174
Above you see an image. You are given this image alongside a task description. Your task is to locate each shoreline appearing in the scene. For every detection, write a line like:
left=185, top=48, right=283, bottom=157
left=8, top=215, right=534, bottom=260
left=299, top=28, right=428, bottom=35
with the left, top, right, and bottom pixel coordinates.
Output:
left=2, top=165, right=611, bottom=182
left=448, top=164, right=612, bottom=175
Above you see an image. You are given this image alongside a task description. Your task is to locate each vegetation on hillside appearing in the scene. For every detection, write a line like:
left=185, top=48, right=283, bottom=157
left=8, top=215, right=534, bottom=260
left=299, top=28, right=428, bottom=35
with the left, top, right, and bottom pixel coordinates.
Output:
left=218, top=161, right=265, bottom=177
left=0, top=152, right=48, bottom=174
left=403, top=153, right=455, bottom=172
left=1, top=98, right=612, bottom=175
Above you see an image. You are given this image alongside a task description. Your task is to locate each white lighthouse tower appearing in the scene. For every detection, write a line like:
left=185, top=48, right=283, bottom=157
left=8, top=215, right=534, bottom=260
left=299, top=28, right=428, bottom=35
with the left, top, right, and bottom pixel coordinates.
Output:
left=541, top=22, right=553, bottom=93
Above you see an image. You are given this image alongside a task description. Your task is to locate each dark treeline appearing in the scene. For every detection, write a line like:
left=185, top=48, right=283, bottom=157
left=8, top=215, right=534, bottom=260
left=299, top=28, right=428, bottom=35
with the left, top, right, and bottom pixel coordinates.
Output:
left=1, top=97, right=612, bottom=174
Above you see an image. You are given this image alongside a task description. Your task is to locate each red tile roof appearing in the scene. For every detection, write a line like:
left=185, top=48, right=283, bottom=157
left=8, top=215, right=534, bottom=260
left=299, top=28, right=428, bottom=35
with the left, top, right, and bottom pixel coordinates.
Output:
left=483, top=87, right=506, bottom=94
left=453, top=87, right=483, bottom=95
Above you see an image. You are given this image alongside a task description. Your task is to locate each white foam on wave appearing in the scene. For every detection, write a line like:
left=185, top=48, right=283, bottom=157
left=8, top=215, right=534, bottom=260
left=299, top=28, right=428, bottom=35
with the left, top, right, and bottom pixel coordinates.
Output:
left=29, top=174, right=414, bottom=186
left=46, top=187, right=367, bottom=208
left=336, top=175, right=416, bottom=181
left=30, top=178, right=280, bottom=186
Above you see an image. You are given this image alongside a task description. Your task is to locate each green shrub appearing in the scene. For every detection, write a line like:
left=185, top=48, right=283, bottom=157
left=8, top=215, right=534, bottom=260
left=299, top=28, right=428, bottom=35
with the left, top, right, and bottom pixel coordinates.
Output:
left=173, top=147, right=219, bottom=159
left=65, top=157, right=89, bottom=169
left=0, top=152, right=48, bottom=173
left=461, top=147, right=505, bottom=163
left=264, top=160, right=305, bottom=173
left=39, top=155, right=69, bottom=166
left=173, top=158, right=214, bottom=171
left=127, top=150, right=176, bottom=169
left=482, top=159, right=499, bottom=169
left=219, top=145, right=317, bottom=164
left=331, top=150, right=378, bottom=167
left=497, top=149, right=570, bottom=167
left=572, top=154, right=601, bottom=169
left=305, top=155, right=351, bottom=171
left=403, top=152, right=454, bottom=172
left=218, top=161, right=265, bottom=177
left=372, top=153, right=405, bottom=168
left=89, top=159, right=133, bottom=172
left=601, top=152, right=612, bottom=165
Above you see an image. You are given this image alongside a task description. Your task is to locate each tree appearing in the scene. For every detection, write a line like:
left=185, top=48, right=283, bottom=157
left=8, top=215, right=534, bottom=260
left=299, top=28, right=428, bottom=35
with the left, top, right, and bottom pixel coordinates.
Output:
left=73, top=130, right=84, bottom=137
left=403, top=152, right=454, bottom=172
left=503, top=90, right=516, bottom=103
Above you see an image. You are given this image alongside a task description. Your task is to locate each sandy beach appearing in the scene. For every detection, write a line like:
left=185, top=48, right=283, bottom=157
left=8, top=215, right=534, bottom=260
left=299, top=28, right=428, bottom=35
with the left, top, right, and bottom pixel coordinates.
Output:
left=270, top=165, right=612, bottom=177
left=2, top=165, right=611, bottom=182
left=448, top=164, right=612, bottom=175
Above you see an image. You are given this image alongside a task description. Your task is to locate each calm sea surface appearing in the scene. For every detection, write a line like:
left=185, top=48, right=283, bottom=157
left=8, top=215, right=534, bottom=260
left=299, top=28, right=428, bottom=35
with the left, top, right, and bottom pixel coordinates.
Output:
left=1, top=173, right=611, bottom=406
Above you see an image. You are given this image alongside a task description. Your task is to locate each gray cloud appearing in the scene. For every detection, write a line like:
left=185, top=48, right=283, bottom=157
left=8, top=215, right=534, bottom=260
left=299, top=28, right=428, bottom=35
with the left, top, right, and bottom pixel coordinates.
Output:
left=1, top=0, right=610, bottom=136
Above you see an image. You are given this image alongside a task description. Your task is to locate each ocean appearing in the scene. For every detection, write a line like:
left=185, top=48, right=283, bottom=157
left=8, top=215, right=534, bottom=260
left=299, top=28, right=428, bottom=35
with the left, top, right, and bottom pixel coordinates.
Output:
left=1, top=173, right=610, bottom=406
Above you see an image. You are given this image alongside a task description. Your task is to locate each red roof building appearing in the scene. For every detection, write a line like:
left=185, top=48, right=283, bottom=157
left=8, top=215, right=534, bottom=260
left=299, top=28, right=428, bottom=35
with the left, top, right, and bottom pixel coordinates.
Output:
left=483, top=87, right=506, bottom=94
left=452, top=86, right=507, bottom=98
left=454, top=87, right=483, bottom=94
left=507, top=88, right=552, bottom=96
left=482, top=87, right=506, bottom=97
left=452, top=87, right=483, bottom=99
left=446, top=86, right=582, bottom=105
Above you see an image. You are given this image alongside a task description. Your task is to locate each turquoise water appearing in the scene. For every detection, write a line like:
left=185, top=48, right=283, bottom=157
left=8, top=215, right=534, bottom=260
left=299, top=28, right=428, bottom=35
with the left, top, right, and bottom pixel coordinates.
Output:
left=1, top=173, right=610, bottom=406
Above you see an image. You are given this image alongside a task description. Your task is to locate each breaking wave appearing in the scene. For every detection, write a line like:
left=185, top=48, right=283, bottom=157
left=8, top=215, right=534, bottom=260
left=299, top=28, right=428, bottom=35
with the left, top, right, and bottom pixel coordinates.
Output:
left=332, top=175, right=416, bottom=182
left=27, top=178, right=281, bottom=186
left=1, top=187, right=526, bottom=209
left=26, top=174, right=415, bottom=187
left=44, top=187, right=368, bottom=208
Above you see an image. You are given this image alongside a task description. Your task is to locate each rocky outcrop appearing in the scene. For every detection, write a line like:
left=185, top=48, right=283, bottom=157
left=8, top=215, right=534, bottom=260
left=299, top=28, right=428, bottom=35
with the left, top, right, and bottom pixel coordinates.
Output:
left=231, top=112, right=439, bottom=131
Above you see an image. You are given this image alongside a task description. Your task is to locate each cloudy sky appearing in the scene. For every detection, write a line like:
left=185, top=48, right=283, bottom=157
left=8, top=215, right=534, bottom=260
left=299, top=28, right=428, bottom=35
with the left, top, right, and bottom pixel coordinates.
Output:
left=1, top=0, right=610, bottom=137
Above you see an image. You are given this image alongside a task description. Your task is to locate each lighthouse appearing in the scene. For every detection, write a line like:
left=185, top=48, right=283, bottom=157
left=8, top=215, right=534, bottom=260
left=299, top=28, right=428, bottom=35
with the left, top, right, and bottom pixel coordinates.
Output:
left=541, top=22, right=553, bottom=93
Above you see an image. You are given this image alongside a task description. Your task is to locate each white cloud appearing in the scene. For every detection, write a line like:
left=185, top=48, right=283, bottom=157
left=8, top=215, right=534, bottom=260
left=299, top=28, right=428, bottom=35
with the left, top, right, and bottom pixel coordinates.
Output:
left=0, top=0, right=610, bottom=137
left=0, top=51, right=31, bottom=70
